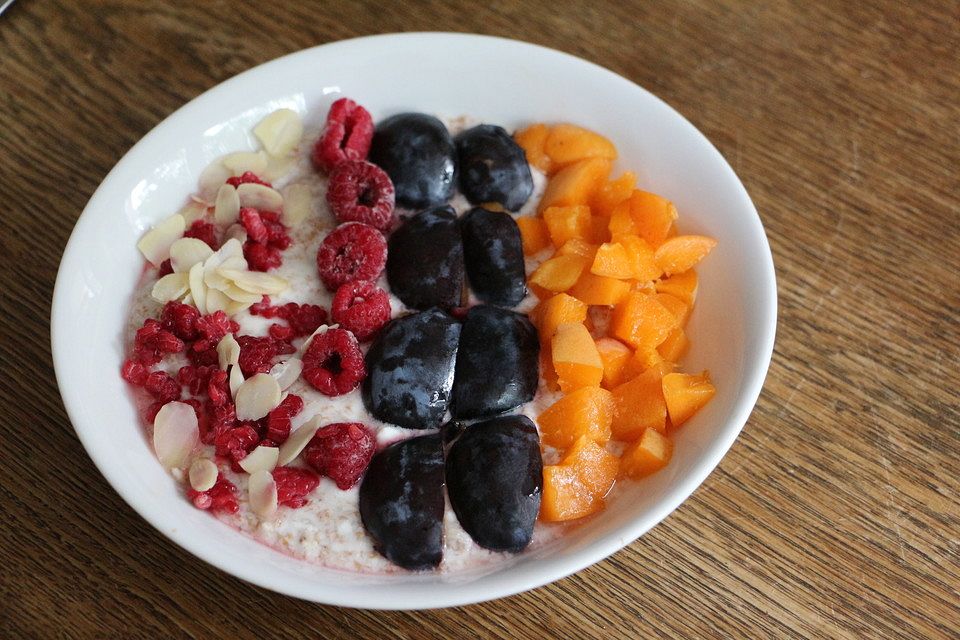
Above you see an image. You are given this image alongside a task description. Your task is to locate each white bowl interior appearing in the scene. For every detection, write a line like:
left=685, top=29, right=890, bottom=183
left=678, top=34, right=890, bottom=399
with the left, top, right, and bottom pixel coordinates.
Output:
left=52, top=33, right=776, bottom=608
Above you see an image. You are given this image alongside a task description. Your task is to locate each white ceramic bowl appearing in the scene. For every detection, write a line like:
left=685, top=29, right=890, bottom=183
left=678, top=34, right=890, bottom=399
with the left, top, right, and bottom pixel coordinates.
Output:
left=52, top=33, right=776, bottom=609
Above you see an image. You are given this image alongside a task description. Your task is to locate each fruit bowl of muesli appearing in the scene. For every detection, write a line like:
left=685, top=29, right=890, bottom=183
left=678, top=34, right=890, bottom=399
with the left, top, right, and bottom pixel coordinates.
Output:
left=51, top=33, right=776, bottom=608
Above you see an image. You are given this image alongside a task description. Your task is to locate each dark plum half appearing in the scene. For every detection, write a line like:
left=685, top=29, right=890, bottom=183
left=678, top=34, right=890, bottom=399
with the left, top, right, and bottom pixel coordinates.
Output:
left=455, top=124, right=533, bottom=212
left=369, top=113, right=457, bottom=209
left=386, top=206, right=465, bottom=310
left=460, top=207, right=526, bottom=307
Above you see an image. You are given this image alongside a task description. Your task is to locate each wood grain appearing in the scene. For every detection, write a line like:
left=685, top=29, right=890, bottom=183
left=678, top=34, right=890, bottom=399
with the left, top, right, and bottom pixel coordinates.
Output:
left=2, top=0, right=958, bottom=637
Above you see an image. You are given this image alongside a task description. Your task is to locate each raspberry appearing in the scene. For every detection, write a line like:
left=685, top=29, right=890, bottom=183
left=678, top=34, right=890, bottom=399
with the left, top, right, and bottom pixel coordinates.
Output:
left=145, top=401, right=164, bottom=424
left=243, top=242, right=283, bottom=272
left=301, top=328, right=366, bottom=396
left=183, top=220, right=219, bottom=250
left=160, top=301, right=200, bottom=341
left=264, top=394, right=303, bottom=444
left=260, top=211, right=292, bottom=249
left=273, top=467, right=320, bottom=508
left=214, top=423, right=259, bottom=459
left=226, top=171, right=271, bottom=188
left=121, top=359, right=148, bottom=385
left=203, top=402, right=236, bottom=445
left=240, top=208, right=269, bottom=244
left=236, top=335, right=284, bottom=377
left=158, top=259, right=173, bottom=277
left=192, top=312, right=238, bottom=352
left=326, top=160, right=395, bottom=230
left=207, top=369, right=230, bottom=407
left=269, top=323, right=295, bottom=341
left=283, top=303, right=328, bottom=337
left=134, top=319, right=184, bottom=365
left=331, top=281, right=391, bottom=341
left=312, top=98, right=374, bottom=173
left=303, top=422, right=376, bottom=490
left=242, top=210, right=290, bottom=272
left=144, top=371, right=181, bottom=403
left=188, top=474, right=239, bottom=514
left=316, top=223, right=386, bottom=291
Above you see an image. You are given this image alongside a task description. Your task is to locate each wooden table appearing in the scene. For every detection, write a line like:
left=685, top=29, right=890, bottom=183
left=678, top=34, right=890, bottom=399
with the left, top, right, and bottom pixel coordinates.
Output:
left=3, top=1, right=957, bottom=637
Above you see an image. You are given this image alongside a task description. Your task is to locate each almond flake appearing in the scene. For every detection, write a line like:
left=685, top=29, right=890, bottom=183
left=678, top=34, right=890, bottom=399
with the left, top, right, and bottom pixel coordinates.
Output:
left=177, top=200, right=208, bottom=225
left=151, top=272, right=189, bottom=303
left=269, top=358, right=303, bottom=391
left=235, top=373, right=282, bottom=421
left=299, top=324, right=335, bottom=354
left=262, top=154, right=296, bottom=182
left=188, top=458, right=218, bottom=492
left=277, top=415, right=322, bottom=466
left=239, top=445, right=280, bottom=474
left=217, top=334, right=241, bottom=369
left=223, top=284, right=263, bottom=304
left=218, top=269, right=288, bottom=295
left=253, top=109, right=303, bottom=157
left=214, top=183, right=241, bottom=226
left=222, top=150, right=268, bottom=175
left=281, top=183, right=312, bottom=226
left=153, top=401, right=199, bottom=469
left=229, top=364, right=245, bottom=398
left=237, top=182, right=283, bottom=211
left=223, top=223, right=248, bottom=244
left=225, top=299, right=252, bottom=316
left=170, top=237, right=214, bottom=273
left=248, top=470, right=278, bottom=518
left=218, top=238, right=244, bottom=261
left=188, top=262, right=208, bottom=314
left=137, top=214, right=186, bottom=266
left=197, top=161, right=232, bottom=203
left=204, top=288, right=230, bottom=314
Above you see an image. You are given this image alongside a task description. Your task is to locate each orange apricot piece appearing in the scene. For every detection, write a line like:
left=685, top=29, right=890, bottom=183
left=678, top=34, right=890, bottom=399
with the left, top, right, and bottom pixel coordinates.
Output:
left=552, top=322, right=604, bottom=393
left=595, top=337, right=632, bottom=389
left=557, top=238, right=599, bottom=261
left=544, top=123, right=618, bottom=168
left=538, top=386, right=614, bottom=449
left=515, top=216, right=551, bottom=256
left=591, top=241, right=636, bottom=279
left=657, top=327, right=689, bottom=363
left=609, top=292, right=679, bottom=350
left=568, top=272, right=630, bottom=306
left=655, top=269, right=698, bottom=304
left=655, top=292, right=691, bottom=327
left=628, top=190, right=677, bottom=247
left=543, top=205, right=593, bottom=247
left=537, top=293, right=588, bottom=344
left=662, top=371, right=716, bottom=428
left=620, top=428, right=673, bottom=479
left=538, top=157, right=612, bottom=212
left=589, top=214, right=612, bottom=244
left=619, top=235, right=661, bottom=282
left=620, top=347, right=670, bottom=383
left=611, top=368, right=668, bottom=440
left=514, top=123, right=553, bottom=174
left=540, top=464, right=600, bottom=522
left=561, top=435, right=620, bottom=498
left=653, top=235, right=718, bottom=276
left=529, top=254, right=590, bottom=293
left=591, top=171, right=637, bottom=217
left=608, top=200, right=640, bottom=241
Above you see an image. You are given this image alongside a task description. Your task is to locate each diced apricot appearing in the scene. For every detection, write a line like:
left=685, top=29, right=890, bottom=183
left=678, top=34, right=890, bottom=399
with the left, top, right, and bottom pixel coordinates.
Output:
left=655, top=269, right=698, bottom=304
left=628, top=190, right=677, bottom=247
left=537, top=292, right=588, bottom=344
left=620, top=347, right=669, bottom=383
left=619, top=235, right=661, bottom=282
left=561, top=436, right=620, bottom=497
left=515, top=216, right=551, bottom=256
left=538, top=157, right=612, bottom=212
left=538, top=386, right=614, bottom=448
left=591, top=241, right=635, bottom=279
left=608, top=200, right=640, bottom=240
left=611, top=368, right=667, bottom=440
left=540, top=345, right=559, bottom=392
left=620, top=428, right=673, bottom=479
left=557, top=238, right=598, bottom=260
left=655, top=292, right=691, bottom=327
left=568, top=272, right=630, bottom=306
left=591, top=171, right=637, bottom=217
left=540, top=464, right=600, bottom=522
left=552, top=323, right=603, bottom=392
left=662, top=371, right=716, bottom=428
left=544, top=123, right=618, bottom=168
left=589, top=215, right=611, bottom=244
left=654, top=235, right=718, bottom=276
left=609, top=292, right=679, bottom=350
left=543, top=205, right=592, bottom=247
left=657, top=327, right=689, bottom=362
left=514, top=123, right=553, bottom=174
left=529, top=254, right=589, bottom=293
left=595, top=337, right=631, bottom=389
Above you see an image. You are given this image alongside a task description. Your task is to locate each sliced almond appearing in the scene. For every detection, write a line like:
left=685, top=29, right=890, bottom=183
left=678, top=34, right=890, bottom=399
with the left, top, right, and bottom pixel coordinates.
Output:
left=235, top=373, right=282, bottom=421
left=217, top=334, right=240, bottom=369
left=223, top=284, right=264, bottom=304
left=204, top=288, right=230, bottom=314
left=239, top=445, right=280, bottom=474
left=153, top=401, right=199, bottom=469
left=170, top=237, right=214, bottom=273
left=151, top=272, right=189, bottom=303
left=137, top=214, right=186, bottom=266
left=222, top=150, right=268, bottom=176
left=229, top=364, right=245, bottom=398
left=188, top=458, right=218, bottom=492
left=225, top=299, right=253, bottom=316
left=223, top=223, right=248, bottom=244
left=281, top=182, right=312, bottom=226
left=277, top=415, right=322, bottom=466
left=214, top=183, right=241, bottom=226
left=177, top=200, right=208, bottom=225
left=248, top=470, right=278, bottom=518
left=262, top=154, right=296, bottom=183
left=188, top=261, right=207, bottom=314
left=269, top=358, right=303, bottom=391
left=218, top=238, right=244, bottom=261
left=197, top=161, right=231, bottom=203
left=237, top=182, right=283, bottom=211
left=217, top=269, right=288, bottom=295
left=253, top=108, right=303, bottom=157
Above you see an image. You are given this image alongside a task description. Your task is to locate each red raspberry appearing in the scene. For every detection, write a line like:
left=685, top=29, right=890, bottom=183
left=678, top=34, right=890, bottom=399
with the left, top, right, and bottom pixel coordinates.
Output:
left=158, top=259, right=173, bottom=277
left=121, top=359, right=148, bottom=385
left=303, top=422, right=376, bottom=490
left=326, top=160, right=395, bottom=230
left=263, top=394, right=303, bottom=444
left=183, top=220, right=220, bottom=250
left=203, top=402, right=236, bottom=445
left=240, top=208, right=269, bottom=244
left=144, top=371, right=181, bottom=403
left=207, top=369, right=230, bottom=407
left=331, top=281, right=391, bottom=341
left=259, top=211, right=291, bottom=249
left=301, top=328, right=366, bottom=396
left=144, top=401, right=165, bottom=424
left=273, top=467, right=320, bottom=508
left=192, top=312, right=238, bottom=352
left=244, top=241, right=283, bottom=272
left=215, top=423, right=259, bottom=459
left=226, top=171, right=271, bottom=188
left=312, top=98, right=374, bottom=173
left=134, top=319, right=184, bottom=365
left=316, top=223, right=386, bottom=291
left=269, top=323, right=295, bottom=341
left=160, top=301, right=201, bottom=341
left=236, top=335, right=284, bottom=377
left=188, top=474, right=239, bottom=513
left=250, top=296, right=276, bottom=317
left=282, top=303, right=328, bottom=337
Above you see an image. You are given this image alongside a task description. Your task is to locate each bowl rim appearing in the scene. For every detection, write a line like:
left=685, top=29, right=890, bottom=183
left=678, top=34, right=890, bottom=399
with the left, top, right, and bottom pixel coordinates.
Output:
left=51, top=32, right=777, bottom=609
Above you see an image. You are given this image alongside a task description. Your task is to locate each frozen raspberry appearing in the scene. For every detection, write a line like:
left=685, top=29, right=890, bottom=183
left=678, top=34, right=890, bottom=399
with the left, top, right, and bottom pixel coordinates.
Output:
left=192, top=312, right=238, bottom=352
left=144, top=371, right=180, bottom=403
left=331, top=281, right=391, bottom=341
left=134, top=319, right=184, bottom=365
left=160, top=301, right=200, bottom=341
left=237, top=335, right=284, bottom=377
left=226, top=171, right=271, bottom=188
left=203, top=402, right=236, bottom=445
left=282, top=303, right=327, bottom=337
left=207, top=369, right=230, bottom=407
left=312, top=98, right=374, bottom=173
left=303, top=422, right=376, bottom=490
left=326, top=160, right=395, bottom=230
left=182, top=398, right=210, bottom=437
left=144, top=401, right=164, bottom=424
left=301, top=328, right=365, bottom=396
left=183, top=220, right=219, bottom=250
left=158, top=259, right=173, bottom=277
left=263, top=393, right=303, bottom=444
left=243, top=242, right=283, bottom=272
left=259, top=211, right=291, bottom=249
left=188, top=474, right=239, bottom=513
left=240, top=208, right=269, bottom=244
left=121, top=359, right=148, bottom=385
left=316, top=223, right=386, bottom=291
left=250, top=296, right=277, bottom=317
left=273, top=466, right=320, bottom=508
left=268, top=323, right=294, bottom=341
left=215, top=423, right=259, bottom=460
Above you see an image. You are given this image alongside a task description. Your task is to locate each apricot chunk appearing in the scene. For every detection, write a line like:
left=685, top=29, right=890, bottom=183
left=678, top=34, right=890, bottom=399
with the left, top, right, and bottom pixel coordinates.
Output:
left=557, top=238, right=598, bottom=261
left=543, top=205, right=592, bottom=247
left=628, top=190, right=677, bottom=247
left=536, top=293, right=588, bottom=344
left=655, top=269, right=698, bottom=304
left=537, top=386, right=614, bottom=448
left=609, top=292, right=679, bottom=350
left=529, top=254, right=589, bottom=293
left=662, top=371, right=716, bottom=427
left=620, top=348, right=670, bottom=383
left=618, top=235, right=661, bottom=282
left=544, top=124, right=617, bottom=168
left=657, top=327, right=689, bottom=363
left=591, top=241, right=636, bottom=279
left=608, top=200, right=640, bottom=241
left=538, top=157, right=612, bottom=212
left=589, top=215, right=611, bottom=244
left=655, top=292, right=691, bottom=327
left=552, top=322, right=603, bottom=392
left=568, top=272, right=630, bottom=306
left=591, top=171, right=637, bottom=217
left=654, top=235, right=717, bottom=276
left=514, top=124, right=552, bottom=174
left=595, top=337, right=631, bottom=389
left=611, top=368, right=667, bottom=440
left=620, top=428, right=673, bottom=479
left=561, top=435, right=619, bottom=496
left=540, top=465, right=599, bottom=522
left=515, top=216, right=551, bottom=256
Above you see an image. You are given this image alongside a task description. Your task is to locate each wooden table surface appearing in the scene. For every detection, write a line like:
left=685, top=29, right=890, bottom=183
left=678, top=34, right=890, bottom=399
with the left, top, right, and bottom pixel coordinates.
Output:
left=2, top=1, right=958, bottom=637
